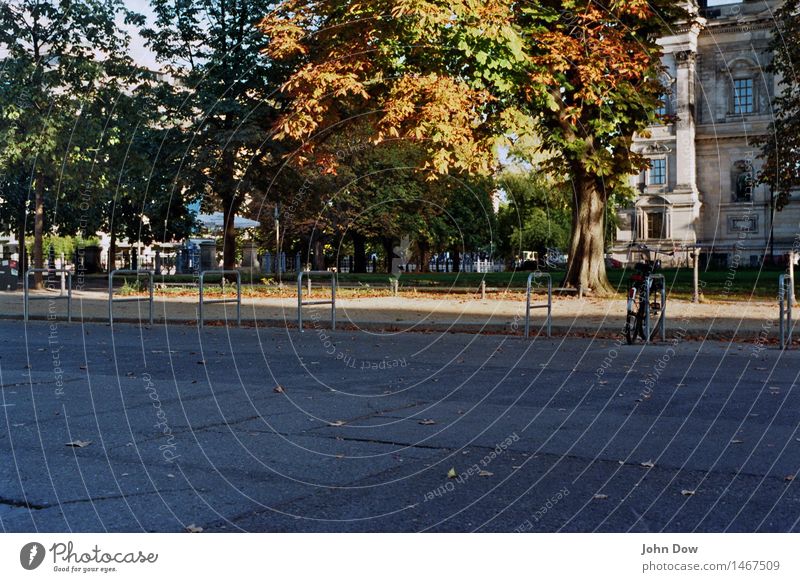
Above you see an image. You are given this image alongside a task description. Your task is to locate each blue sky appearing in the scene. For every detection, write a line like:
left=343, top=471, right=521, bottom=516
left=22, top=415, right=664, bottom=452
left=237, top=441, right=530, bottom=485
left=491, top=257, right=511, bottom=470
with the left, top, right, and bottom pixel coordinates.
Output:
left=122, top=0, right=157, bottom=69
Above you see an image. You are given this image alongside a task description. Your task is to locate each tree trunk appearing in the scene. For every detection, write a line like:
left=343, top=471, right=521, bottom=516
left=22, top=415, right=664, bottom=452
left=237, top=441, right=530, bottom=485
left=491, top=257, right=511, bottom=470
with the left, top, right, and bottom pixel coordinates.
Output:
left=382, top=237, right=394, bottom=273
left=108, top=230, right=117, bottom=273
left=16, top=223, right=25, bottom=278
left=563, top=167, right=615, bottom=295
left=352, top=232, right=367, bottom=273
left=452, top=248, right=461, bottom=273
left=312, top=236, right=325, bottom=270
left=417, top=239, right=430, bottom=273
left=33, top=176, right=45, bottom=289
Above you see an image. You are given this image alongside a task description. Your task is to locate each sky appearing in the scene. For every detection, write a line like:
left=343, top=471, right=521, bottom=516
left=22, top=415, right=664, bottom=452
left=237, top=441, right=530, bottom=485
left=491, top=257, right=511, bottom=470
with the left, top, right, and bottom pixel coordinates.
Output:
left=121, top=0, right=158, bottom=70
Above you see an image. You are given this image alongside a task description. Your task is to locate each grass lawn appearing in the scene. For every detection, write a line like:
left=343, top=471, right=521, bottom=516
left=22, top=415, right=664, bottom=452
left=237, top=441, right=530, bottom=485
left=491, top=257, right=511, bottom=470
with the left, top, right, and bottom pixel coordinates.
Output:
left=339, top=267, right=788, bottom=299
left=100, top=266, right=792, bottom=301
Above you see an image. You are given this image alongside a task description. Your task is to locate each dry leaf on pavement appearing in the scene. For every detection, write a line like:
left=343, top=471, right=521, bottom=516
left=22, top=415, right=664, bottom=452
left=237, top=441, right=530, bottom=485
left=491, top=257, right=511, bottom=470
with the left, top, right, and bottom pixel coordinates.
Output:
left=65, top=440, right=91, bottom=448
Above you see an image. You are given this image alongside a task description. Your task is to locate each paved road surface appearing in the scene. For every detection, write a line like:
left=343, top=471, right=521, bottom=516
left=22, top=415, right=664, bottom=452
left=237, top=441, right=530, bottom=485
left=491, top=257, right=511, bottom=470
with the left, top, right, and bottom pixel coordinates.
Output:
left=1, top=320, right=799, bottom=532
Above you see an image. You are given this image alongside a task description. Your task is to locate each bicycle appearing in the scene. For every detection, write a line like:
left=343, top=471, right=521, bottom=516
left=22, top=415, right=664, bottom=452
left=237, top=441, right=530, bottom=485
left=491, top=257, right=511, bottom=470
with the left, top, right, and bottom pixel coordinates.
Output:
left=624, top=244, right=672, bottom=345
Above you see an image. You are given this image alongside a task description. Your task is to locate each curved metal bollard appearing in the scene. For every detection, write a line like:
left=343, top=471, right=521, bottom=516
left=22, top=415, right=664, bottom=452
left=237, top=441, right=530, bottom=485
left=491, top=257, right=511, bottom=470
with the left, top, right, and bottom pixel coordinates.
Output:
left=24, top=269, right=73, bottom=322
left=298, top=271, right=337, bottom=331
left=199, top=270, right=241, bottom=328
left=525, top=272, right=552, bottom=338
left=644, top=274, right=667, bottom=343
left=779, top=274, right=793, bottom=349
left=109, top=270, right=154, bottom=325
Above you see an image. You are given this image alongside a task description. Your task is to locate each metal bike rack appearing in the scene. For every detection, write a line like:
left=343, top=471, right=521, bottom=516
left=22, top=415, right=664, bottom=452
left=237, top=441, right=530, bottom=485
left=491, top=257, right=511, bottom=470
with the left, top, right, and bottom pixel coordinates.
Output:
left=524, top=272, right=552, bottom=338
left=644, top=274, right=667, bottom=342
left=199, top=270, right=241, bottom=328
left=779, top=274, right=794, bottom=348
left=24, top=269, right=73, bottom=322
left=298, top=271, right=336, bottom=331
left=109, top=270, right=154, bottom=325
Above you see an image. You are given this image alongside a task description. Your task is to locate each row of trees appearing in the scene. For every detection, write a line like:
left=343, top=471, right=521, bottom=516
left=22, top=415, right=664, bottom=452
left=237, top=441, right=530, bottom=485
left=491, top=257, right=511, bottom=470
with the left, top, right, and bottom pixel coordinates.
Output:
left=0, top=0, right=503, bottom=284
left=3, top=1, right=798, bottom=291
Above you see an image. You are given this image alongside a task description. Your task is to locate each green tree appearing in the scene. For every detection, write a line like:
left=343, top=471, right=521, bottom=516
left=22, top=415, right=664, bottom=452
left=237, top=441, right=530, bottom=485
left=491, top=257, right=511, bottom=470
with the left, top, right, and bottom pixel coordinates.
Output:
left=143, top=0, right=292, bottom=274
left=497, top=171, right=571, bottom=262
left=0, top=0, right=143, bottom=286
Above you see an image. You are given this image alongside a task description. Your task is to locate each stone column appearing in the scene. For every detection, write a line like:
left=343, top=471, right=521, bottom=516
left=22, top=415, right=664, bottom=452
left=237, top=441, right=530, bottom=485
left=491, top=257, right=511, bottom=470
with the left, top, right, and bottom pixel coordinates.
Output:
left=241, top=241, right=259, bottom=270
left=673, top=50, right=698, bottom=195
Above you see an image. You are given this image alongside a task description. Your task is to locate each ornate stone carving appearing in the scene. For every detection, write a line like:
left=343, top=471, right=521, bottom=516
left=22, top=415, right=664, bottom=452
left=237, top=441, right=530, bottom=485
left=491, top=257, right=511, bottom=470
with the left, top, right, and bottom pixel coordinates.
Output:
left=674, top=50, right=696, bottom=66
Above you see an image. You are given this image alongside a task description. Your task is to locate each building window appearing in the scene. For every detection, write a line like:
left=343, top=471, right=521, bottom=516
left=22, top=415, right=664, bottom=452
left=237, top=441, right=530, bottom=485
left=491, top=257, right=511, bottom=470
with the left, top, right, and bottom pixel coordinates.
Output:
left=733, top=78, right=754, bottom=114
left=646, top=211, right=665, bottom=240
left=649, top=158, right=667, bottom=185
left=655, top=93, right=669, bottom=117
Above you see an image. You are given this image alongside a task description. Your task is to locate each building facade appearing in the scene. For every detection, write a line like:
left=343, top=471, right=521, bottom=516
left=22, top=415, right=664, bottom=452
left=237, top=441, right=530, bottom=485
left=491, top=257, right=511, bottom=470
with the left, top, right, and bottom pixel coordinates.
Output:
left=613, top=0, right=800, bottom=268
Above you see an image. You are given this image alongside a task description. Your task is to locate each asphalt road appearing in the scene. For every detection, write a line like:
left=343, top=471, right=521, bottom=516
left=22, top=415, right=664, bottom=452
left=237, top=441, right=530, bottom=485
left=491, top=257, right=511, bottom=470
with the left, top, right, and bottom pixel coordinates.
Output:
left=1, top=318, right=799, bottom=532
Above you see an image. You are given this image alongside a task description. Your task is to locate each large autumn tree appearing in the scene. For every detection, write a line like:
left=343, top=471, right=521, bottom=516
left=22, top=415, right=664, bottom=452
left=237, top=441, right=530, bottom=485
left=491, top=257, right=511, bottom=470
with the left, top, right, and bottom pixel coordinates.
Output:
left=261, top=0, right=684, bottom=293
left=757, top=0, right=800, bottom=211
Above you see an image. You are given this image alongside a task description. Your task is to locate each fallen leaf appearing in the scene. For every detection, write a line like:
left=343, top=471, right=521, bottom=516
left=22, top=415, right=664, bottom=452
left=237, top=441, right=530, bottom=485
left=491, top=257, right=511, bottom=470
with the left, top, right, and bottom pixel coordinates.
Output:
left=273, top=385, right=285, bottom=393
left=197, top=360, right=205, bottom=365
left=418, top=419, right=436, bottom=425
left=328, top=420, right=346, bottom=427
left=447, top=467, right=458, bottom=479
left=681, top=489, right=696, bottom=496
left=185, top=524, right=203, bottom=533
left=478, top=470, right=493, bottom=477
left=640, top=460, right=655, bottom=468
left=593, top=494, right=609, bottom=500
left=65, top=440, right=91, bottom=448
left=730, top=439, right=744, bottom=444
left=785, top=475, right=795, bottom=482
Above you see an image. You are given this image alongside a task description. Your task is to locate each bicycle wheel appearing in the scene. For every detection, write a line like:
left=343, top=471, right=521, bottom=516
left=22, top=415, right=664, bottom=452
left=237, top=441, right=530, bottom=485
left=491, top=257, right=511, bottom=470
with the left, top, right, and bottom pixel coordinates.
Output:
left=625, top=292, right=644, bottom=345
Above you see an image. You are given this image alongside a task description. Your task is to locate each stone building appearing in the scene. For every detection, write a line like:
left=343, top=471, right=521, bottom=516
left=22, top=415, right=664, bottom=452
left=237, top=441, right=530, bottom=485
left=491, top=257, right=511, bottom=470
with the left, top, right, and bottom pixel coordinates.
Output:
left=613, top=0, right=800, bottom=268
